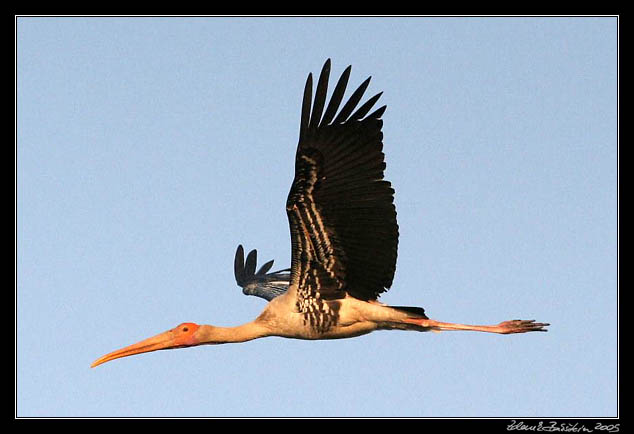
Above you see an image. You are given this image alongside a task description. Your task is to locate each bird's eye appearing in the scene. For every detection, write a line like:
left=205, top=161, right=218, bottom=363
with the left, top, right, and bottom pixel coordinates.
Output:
left=182, top=327, right=189, bottom=332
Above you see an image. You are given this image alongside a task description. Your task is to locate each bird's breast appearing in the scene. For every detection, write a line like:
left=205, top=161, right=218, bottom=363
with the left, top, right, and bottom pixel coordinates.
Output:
left=256, top=292, right=379, bottom=340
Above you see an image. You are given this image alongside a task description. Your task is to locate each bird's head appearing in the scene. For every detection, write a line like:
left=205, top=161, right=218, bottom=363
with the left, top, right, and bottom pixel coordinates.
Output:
left=90, top=322, right=203, bottom=368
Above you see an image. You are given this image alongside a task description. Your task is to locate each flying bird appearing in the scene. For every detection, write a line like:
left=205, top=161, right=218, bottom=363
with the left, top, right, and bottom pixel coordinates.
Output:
left=91, top=59, right=548, bottom=368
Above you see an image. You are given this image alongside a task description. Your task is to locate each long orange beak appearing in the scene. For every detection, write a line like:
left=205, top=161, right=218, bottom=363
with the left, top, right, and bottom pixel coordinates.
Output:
left=91, top=322, right=200, bottom=368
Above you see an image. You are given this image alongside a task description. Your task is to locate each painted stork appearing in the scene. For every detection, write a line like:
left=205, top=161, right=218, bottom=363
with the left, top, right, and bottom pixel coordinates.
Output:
left=91, top=59, right=548, bottom=368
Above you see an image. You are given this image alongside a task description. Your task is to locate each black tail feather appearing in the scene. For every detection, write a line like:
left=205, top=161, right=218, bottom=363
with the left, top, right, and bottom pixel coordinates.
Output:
left=390, top=305, right=428, bottom=319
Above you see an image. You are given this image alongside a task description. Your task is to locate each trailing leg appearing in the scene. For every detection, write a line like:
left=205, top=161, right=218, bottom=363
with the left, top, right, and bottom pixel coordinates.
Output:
left=402, top=318, right=549, bottom=334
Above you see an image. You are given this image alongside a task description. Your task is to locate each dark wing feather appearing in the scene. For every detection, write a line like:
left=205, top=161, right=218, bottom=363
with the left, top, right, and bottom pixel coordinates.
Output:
left=244, top=249, right=257, bottom=276
left=320, top=65, right=351, bottom=126
left=308, top=59, right=330, bottom=131
left=234, top=245, right=246, bottom=286
left=256, top=259, right=275, bottom=275
left=299, top=74, right=312, bottom=141
left=286, top=60, right=398, bottom=305
left=234, top=245, right=291, bottom=301
left=350, top=92, right=383, bottom=121
left=332, top=77, right=371, bottom=124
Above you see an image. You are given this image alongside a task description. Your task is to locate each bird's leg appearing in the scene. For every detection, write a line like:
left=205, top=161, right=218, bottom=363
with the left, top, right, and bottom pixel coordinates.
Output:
left=403, top=318, right=549, bottom=334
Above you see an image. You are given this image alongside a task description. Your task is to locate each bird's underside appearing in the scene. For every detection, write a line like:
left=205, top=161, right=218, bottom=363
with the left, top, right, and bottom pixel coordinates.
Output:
left=254, top=288, right=548, bottom=341
left=91, top=59, right=548, bottom=369
left=234, top=244, right=548, bottom=339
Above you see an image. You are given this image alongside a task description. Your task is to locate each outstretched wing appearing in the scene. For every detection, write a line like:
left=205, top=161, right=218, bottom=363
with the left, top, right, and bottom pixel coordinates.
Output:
left=286, top=59, right=399, bottom=311
left=233, top=245, right=290, bottom=301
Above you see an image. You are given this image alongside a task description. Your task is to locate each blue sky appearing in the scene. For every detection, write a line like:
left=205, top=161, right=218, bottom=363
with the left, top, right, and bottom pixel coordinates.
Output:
left=16, top=16, right=617, bottom=417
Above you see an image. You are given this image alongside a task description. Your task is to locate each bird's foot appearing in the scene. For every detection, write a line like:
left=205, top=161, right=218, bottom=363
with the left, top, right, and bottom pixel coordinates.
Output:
left=497, top=319, right=549, bottom=334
